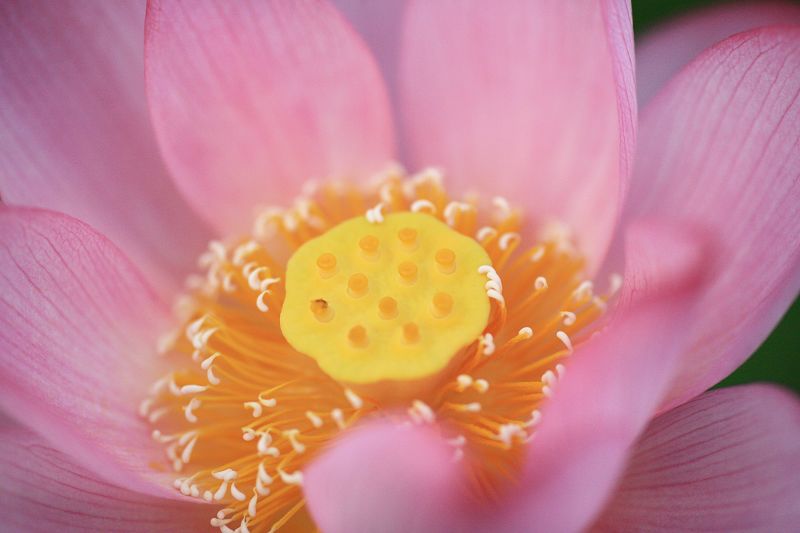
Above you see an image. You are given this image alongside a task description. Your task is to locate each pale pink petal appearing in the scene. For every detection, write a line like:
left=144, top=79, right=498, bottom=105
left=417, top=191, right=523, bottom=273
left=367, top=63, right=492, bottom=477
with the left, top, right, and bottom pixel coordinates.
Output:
left=146, top=0, right=395, bottom=234
left=594, top=385, right=800, bottom=532
left=305, top=421, right=465, bottom=533
left=0, top=0, right=211, bottom=297
left=0, top=426, right=211, bottom=532
left=399, top=0, right=636, bottom=270
left=628, top=27, right=800, bottom=410
left=304, top=220, right=708, bottom=532
left=637, top=2, right=800, bottom=106
left=333, top=1, right=406, bottom=102
left=0, top=207, right=175, bottom=497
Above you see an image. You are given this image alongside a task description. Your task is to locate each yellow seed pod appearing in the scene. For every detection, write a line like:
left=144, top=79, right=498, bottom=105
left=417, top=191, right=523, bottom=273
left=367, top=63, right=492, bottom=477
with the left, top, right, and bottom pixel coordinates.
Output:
left=281, top=212, right=491, bottom=383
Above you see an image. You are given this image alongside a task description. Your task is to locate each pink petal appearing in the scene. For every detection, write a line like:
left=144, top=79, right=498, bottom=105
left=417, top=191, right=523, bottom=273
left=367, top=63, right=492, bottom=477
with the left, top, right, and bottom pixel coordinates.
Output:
left=494, top=222, right=709, bottom=532
left=617, top=217, right=712, bottom=309
left=0, top=410, right=16, bottom=429
left=0, top=426, right=211, bottom=532
left=146, top=0, right=395, bottom=234
left=305, top=421, right=465, bottom=533
left=333, top=1, right=406, bottom=103
left=593, top=385, right=800, bottom=531
left=0, top=207, right=175, bottom=497
left=0, top=0, right=211, bottom=297
left=399, top=0, right=636, bottom=270
left=628, top=27, right=800, bottom=410
left=304, top=220, right=708, bottom=532
left=637, top=1, right=800, bottom=106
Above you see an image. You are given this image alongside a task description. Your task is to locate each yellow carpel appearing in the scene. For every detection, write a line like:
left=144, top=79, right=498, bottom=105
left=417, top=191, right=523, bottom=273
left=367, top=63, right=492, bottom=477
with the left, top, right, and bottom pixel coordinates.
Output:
left=280, top=212, right=491, bottom=383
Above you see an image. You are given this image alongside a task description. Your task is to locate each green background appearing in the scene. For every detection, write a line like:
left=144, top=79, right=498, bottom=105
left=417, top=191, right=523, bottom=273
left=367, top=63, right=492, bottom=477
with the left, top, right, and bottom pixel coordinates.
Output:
left=633, top=0, right=800, bottom=393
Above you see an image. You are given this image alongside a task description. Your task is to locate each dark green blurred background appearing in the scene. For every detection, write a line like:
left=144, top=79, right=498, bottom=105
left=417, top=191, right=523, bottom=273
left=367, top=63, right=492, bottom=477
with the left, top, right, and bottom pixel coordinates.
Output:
left=633, top=0, right=800, bottom=393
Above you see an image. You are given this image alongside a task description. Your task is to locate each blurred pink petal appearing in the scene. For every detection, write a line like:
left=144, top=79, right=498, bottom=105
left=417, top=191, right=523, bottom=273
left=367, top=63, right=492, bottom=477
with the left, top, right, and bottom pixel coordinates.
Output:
left=305, top=220, right=708, bottom=532
left=0, top=0, right=211, bottom=296
left=0, top=207, right=175, bottom=497
left=305, top=421, right=464, bottom=533
left=494, top=221, right=709, bottom=532
left=628, top=27, right=800, bottom=410
left=399, top=0, right=636, bottom=270
left=145, top=0, right=395, bottom=234
left=594, top=385, right=800, bottom=531
left=637, top=1, right=800, bottom=106
left=0, top=426, right=211, bottom=533
left=333, top=1, right=406, bottom=103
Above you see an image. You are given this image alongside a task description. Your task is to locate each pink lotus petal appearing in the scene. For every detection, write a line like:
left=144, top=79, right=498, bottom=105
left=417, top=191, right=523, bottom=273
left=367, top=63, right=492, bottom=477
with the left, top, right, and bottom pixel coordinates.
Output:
left=304, top=220, right=708, bottom=532
left=593, top=385, right=800, bottom=531
left=637, top=2, right=800, bottom=106
left=0, top=410, right=15, bottom=430
left=628, top=27, right=800, bottom=410
left=399, top=0, right=636, bottom=270
left=146, top=0, right=395, bottom=234
left=617, top=217, right=712, bottom=308
left=0, top=207, right=175, bottom=497
left=493, top=221, right=709, bottom=532
left=0, top=426, right=211, bottom=532
left=305, top=421, right=465, bottom=533
left=333, top=1, right=406, bottom=104
left=0, top=0, right=211, bottom=297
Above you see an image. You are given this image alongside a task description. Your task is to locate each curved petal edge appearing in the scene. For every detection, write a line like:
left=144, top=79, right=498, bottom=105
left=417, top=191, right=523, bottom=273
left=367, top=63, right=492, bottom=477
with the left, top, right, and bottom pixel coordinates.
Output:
left=0, top=206, right=176, bottom=497
left=146, top=0, right=396, bottom=234
left=594, top=384, right=800, bottom=531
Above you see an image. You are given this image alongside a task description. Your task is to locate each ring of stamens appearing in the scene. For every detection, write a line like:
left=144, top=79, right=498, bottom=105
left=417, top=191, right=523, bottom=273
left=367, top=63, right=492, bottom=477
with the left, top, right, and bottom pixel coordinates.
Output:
left=143, top=166, right=619, bottom=533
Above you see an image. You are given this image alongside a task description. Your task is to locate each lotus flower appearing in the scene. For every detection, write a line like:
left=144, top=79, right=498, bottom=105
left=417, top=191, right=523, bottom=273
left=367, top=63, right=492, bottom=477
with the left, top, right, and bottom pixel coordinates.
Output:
left=1, top=1, right=799, bottom=532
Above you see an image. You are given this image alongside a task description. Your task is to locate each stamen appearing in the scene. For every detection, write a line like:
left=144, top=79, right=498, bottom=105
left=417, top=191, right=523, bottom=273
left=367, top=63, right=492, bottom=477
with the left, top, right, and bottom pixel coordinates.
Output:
left=180, top=384, right=207, bottom=395
left=344, top=388, right=364, bottom=409
left=409, top=400, right=436, bottom=424
left=410, top=199, right=437, bottom=214
left=305, top=411, right=323, bottom=428
left=556, top=330, right=574, bottom=353
left=560, top=311, right=577, bottom=326
left=476, top=226, right=498, bottom=242
left=481, top=333, right=496, bottom=356
left=496, top=424, right=526, bottom=448
left=283, top=429, right=306, bottom=454
left=145, top=166, right=610, bottom=529
left=278, top=468, right=304, bottom=486
left=331, top=408, right=346, bottom=429
left=365, top=202, right=385, bottom=224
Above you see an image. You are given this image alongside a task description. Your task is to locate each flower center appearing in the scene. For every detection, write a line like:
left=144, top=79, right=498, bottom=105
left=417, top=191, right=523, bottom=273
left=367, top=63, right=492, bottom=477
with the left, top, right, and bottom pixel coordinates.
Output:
left=142, top=166, right=618, bottom=532
left=281, top=212, right=491, bottom=383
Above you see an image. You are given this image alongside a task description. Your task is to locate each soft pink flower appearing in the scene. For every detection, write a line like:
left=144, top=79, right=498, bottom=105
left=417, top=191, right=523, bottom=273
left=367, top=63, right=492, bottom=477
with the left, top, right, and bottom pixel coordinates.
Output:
left=1, top=1, right=799, bottom=532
